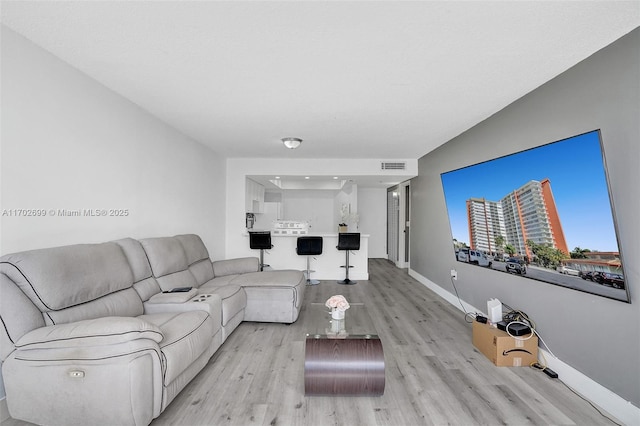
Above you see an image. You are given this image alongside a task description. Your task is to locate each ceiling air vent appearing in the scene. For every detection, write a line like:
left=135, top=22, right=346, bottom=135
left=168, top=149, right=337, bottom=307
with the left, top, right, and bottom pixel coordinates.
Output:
left=381, top=162, right=406, bottom=170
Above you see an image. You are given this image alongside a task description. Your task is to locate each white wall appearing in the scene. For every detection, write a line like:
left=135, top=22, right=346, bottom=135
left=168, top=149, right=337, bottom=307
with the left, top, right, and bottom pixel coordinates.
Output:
left=281, top=189, right=338, bottom=233
left=271, top=184, right=388, bottom=258
left=0, top=27, right=226, bottom=260
left=358, top=187, right=387, bottom=258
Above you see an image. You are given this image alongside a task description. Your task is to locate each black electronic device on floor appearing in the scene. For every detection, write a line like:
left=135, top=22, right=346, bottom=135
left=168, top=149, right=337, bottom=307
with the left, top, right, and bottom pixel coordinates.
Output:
left=496, top=321, right=532, bottom=336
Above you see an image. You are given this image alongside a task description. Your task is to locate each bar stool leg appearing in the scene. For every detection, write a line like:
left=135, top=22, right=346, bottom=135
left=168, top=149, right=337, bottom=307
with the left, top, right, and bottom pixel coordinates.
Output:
left=337, top=250, right=357, bottom=285
left=258, top=249, right=264, bottom=271
left=259, top=249, right=271, bottom=271
left=306, top=256, right=320, bottom=285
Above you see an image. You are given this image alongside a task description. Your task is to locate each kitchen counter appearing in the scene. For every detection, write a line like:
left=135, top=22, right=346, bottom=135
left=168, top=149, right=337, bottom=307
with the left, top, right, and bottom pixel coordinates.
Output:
left=244, top=232, right=369, bottom=280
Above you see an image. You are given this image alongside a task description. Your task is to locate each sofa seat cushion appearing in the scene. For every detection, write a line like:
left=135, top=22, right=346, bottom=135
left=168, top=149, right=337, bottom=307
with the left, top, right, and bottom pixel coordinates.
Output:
left=230, top=270, right=304, bottom=291
left=201, top=274, right=237, bottom=287
left=139, top=310, right=216, bottom=385
left=15, top=317, right=164, bottom=350
left=197, top=283, right=247, bottom=326
left=228, top=270, right=306, bottom=323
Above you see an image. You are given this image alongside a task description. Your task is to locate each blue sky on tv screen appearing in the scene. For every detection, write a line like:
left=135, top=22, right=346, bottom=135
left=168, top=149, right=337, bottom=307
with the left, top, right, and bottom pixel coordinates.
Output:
left=441, top=130, right=619, bottom=252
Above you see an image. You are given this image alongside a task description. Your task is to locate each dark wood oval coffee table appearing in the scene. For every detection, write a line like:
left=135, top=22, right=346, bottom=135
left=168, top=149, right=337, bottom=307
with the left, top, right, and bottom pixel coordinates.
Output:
left=304, top=303, right=385, bottom=396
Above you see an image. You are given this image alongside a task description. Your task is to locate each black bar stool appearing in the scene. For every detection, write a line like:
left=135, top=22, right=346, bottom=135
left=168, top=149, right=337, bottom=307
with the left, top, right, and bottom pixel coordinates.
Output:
left=296, top=236, right=323, bottom=285
left=249, top=231, right=273, bottom=271
left=337, top=232, right=360, bottom=285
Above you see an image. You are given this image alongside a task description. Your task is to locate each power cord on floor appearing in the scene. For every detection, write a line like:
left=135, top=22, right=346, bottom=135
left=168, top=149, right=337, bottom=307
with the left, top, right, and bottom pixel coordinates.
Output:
left=450, top=274, right=481, bottom=323
left=529, top=359, right=621, bottom=424
left=557, top=380, right=622, bottom=426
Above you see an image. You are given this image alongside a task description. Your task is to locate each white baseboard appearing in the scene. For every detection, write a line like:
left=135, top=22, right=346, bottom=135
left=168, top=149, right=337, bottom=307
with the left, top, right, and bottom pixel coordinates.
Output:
left=408, top=268, right=640, bottom=426
left=540, top=348, right=640, bottom=425
left=408, top=268, right=483, bottom=315
left=1, top=397, right=9, bottom=422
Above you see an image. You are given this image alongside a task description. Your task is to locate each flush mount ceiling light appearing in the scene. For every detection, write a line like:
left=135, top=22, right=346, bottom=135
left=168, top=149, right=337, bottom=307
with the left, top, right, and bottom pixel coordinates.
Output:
left=282, top=137, right=302, bottom=149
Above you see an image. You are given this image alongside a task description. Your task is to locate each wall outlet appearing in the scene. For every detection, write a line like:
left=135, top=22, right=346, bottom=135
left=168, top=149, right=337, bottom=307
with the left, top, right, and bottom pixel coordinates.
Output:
left=451, top=269, right=457, bottom=280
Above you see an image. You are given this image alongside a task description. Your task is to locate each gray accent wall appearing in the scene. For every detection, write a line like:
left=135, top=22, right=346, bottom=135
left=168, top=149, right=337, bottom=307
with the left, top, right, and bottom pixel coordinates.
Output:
left=411, top=28, right=639, bottom=406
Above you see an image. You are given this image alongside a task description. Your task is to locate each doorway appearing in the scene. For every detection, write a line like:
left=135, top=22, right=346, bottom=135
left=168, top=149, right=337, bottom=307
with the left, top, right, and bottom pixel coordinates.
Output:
left=387, top=181, right=410, bottom=268
left=387, top=188, right=399, bottom=264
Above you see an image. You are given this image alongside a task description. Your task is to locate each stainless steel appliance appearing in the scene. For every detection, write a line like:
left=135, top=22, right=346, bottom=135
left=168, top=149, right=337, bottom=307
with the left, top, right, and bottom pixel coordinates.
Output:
left=246, top=213, right=255, bottom=229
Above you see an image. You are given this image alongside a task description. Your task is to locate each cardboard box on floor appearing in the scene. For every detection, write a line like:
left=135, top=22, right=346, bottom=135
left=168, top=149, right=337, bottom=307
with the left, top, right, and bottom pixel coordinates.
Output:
left=472, top=320, right=538, bottom=367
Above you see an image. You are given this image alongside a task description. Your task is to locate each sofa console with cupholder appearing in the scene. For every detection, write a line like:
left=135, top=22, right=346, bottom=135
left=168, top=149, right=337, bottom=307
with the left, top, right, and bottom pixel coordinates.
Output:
left=0, top=234, right=305, bottom=426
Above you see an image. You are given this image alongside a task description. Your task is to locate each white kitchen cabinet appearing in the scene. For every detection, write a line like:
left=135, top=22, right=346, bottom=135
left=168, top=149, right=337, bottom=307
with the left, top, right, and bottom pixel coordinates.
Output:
left=245, top=178, right=265, bottom=213
left=264, top=191, right=283, bottom=220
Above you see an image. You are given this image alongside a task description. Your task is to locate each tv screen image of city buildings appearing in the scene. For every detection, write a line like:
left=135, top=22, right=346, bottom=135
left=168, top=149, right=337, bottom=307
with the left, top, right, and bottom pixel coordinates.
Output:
left=440, top=130, right=629, bottom=303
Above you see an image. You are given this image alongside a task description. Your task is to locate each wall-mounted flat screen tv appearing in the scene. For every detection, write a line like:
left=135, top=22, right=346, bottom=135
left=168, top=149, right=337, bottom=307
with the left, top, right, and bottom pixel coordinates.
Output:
left=440, top=130, right=629, bottom=303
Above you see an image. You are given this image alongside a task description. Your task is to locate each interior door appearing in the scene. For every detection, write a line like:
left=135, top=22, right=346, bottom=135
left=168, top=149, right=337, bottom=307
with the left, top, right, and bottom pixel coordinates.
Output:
left=404, top=183, right=410, bottom=264
left=387, top=188, right=399, bottom=263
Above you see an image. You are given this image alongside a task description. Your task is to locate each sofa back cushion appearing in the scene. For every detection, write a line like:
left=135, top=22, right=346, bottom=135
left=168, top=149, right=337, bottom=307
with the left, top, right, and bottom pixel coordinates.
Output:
left=114, top=238, right=153, bottom=282
left=0, top=242, right=144, bottom=334
left=176, top=234, right=215, bottom=285
left=175, top=234, right=209, bottom=265
left=140, top=236, right=197, bottom=291
left=114, top=237, right=162, bottom=302
left=140, top=237, right=188, bottom=277
left=212, top=257, right=259, bottom=277
left=1, top=242, right=134, bottom=311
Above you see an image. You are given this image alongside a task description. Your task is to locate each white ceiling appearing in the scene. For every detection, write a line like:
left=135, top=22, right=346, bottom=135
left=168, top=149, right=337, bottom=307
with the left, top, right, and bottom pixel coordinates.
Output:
left=2, top=1, right=639, bottom=164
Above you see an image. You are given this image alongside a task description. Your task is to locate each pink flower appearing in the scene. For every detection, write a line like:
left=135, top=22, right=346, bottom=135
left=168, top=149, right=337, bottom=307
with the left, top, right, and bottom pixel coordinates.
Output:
left=325, top=295, right=350, bottom=312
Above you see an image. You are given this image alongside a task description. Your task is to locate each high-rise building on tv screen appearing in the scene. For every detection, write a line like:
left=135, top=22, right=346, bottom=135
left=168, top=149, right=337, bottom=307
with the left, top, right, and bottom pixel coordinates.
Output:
left=466, top=179, right=568, bottom=260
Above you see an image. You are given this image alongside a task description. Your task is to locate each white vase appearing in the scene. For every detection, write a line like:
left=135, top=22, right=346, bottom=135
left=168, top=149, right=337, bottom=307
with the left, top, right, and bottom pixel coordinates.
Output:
left=331, top=308, right=345, bottom=320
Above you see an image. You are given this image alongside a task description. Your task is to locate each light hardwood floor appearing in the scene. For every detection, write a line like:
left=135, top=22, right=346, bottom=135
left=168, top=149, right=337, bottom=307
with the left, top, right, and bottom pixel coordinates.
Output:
left=2, top=259, right=619, bottom=426
left=151, top=259, right=617, bottom=426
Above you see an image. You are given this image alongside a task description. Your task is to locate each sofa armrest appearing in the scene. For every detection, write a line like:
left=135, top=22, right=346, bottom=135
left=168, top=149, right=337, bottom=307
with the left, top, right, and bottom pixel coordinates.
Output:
left=143, top=293, right=223, bottom=322
left=212, top=257, right=259, bottom=277
left=147, top=288, right=198, bottom=304
left=15, top=317, right=164, bottom=350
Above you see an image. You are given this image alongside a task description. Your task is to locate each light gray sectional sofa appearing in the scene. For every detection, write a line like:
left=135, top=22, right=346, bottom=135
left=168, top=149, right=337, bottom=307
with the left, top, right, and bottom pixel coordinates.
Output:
left=0, top=234, right=306, bottom=426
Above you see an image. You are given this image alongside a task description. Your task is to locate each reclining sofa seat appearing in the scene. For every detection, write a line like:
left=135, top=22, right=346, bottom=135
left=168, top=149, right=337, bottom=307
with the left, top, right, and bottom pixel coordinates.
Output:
left=139, top=235, right=247, bottom=341
left=0, top=241, right=221, bottom=426
left=114, top=237, right=224, bottom=404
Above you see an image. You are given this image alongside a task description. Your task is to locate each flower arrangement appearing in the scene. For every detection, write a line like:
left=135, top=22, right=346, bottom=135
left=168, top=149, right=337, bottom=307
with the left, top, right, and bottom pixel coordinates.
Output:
left=340, top=204, right=350, bottom=225
left=339, top=204, right=359, bottom=229
left=325, top=295, right=350, bottom=312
